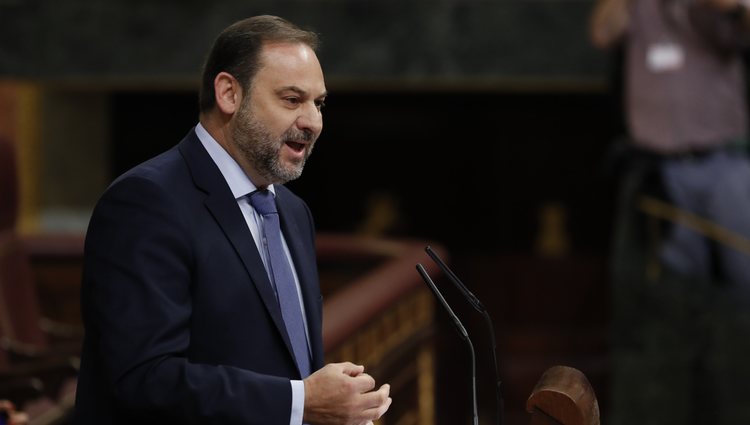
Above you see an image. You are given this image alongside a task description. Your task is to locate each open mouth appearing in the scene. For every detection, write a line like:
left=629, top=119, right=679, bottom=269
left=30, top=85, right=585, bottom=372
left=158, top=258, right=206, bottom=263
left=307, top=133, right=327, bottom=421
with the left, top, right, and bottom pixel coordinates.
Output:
left=286, top=140, right=306, bottom=153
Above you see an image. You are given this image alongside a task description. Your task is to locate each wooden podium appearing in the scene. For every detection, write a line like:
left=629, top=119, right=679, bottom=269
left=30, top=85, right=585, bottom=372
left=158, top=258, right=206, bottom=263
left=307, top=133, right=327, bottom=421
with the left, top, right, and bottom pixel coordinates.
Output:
left=527, top=365, right=600, bottom=425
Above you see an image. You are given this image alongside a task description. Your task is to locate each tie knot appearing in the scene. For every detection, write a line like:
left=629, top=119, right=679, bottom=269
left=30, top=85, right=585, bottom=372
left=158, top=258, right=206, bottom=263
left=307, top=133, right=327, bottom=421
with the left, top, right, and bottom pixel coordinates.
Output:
left=248, top=190, right=277, bottom=216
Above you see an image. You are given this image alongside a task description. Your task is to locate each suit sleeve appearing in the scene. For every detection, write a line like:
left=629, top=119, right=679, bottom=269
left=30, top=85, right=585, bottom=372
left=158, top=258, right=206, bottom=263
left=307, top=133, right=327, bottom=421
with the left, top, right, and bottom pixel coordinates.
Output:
left=82, top=174, right=291, bottom=424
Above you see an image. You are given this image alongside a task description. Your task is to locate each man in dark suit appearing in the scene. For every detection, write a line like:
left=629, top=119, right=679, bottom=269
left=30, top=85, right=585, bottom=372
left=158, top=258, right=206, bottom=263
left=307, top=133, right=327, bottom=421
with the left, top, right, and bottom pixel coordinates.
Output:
left=73, top=15, right=391, bottom=425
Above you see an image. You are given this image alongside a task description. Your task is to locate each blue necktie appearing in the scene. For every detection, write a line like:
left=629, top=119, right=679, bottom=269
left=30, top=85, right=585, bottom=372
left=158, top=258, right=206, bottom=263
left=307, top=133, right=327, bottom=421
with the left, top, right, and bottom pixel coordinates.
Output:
left=248, top=190, right=311, bottom=378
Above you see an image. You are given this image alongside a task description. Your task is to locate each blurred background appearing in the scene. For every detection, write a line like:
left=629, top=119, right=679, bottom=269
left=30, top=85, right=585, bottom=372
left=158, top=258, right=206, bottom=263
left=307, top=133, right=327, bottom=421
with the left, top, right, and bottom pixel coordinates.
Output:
left=0, top=0, right=712, bottom=424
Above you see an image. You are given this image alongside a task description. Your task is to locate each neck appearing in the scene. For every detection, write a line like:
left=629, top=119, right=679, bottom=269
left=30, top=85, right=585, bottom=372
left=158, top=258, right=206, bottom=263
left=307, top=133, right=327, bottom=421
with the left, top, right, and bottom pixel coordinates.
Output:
left=199, top=111, right=271, bottom=189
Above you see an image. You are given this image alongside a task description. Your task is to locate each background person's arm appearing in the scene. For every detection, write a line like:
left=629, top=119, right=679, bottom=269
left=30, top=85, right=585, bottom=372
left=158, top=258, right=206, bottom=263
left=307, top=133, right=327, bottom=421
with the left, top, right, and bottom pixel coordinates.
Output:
left=0, top=401, right=28, bottom=425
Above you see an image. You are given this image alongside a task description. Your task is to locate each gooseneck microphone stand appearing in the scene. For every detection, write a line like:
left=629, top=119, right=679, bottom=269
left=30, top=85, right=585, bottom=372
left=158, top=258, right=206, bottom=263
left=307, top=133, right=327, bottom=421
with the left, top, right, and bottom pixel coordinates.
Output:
left=416, top=264, right=479, bottom=425
left=425, top=246, right=504, bottom=425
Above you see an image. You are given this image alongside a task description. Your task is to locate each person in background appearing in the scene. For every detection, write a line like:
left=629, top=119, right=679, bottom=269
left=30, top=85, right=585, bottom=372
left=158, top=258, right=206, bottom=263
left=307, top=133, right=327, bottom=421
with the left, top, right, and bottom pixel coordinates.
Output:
left=590, top=1, right=750, bottom=424
left=0, top=401, right=28, bottom=425
left=73, top=15, right=391, bottom=425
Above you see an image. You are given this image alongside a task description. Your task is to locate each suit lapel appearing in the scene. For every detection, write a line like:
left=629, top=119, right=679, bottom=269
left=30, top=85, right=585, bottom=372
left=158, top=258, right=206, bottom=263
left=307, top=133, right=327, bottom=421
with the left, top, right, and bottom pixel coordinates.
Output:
left=177, top=130, right=297, bottom=365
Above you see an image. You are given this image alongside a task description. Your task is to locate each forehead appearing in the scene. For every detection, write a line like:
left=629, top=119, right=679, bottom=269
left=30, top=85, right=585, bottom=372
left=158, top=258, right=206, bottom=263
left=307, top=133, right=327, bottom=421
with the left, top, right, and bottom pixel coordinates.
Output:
left=253, top=42, right=326, bottom=95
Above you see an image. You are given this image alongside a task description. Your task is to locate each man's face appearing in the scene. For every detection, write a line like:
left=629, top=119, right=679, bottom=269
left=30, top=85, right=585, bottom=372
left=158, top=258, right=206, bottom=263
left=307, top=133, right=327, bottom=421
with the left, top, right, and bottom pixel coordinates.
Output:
left=231, top=42, right=327, bottom=187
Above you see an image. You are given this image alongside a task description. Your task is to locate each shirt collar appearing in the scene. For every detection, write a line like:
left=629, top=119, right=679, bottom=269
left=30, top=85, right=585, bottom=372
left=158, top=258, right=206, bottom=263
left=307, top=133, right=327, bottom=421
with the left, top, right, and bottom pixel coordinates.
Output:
left=195, top=122, right=275, bottom=199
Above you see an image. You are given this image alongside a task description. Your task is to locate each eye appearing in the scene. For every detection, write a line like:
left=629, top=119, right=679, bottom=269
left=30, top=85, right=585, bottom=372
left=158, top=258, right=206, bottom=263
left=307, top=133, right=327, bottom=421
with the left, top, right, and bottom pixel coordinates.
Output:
left=284, top=97, right=301, bottom=106
left=315, top=99, right=326, bottom=110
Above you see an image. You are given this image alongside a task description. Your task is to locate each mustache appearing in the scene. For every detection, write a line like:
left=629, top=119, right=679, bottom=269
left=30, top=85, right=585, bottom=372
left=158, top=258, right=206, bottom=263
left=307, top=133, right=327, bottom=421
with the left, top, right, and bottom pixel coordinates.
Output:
left=282, top=127, right=315, bottom=143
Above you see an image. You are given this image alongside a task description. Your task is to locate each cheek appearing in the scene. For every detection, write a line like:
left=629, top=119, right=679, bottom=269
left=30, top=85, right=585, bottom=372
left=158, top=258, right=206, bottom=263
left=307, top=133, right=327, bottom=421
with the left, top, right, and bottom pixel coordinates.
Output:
left=264, top=112, right=297, bottom=137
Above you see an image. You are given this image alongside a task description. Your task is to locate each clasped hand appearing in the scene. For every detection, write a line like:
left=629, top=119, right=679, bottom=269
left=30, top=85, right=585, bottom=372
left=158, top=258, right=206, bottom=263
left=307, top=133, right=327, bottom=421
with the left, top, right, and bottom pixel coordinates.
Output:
left=303, top=362, right=392, bottom=425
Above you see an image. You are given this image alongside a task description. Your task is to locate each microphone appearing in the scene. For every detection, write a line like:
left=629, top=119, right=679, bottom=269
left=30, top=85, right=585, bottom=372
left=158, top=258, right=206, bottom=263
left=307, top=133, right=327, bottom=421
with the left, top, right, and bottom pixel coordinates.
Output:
left=425, top=246, right=504, bottom=425
left=416, top=263, right=478, bottom=425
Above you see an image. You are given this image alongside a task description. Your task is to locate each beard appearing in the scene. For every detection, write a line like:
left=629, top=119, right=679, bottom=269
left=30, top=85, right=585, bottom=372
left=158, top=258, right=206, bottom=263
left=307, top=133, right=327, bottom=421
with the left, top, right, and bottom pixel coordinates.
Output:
left=231, top=99, right=316, bottom=185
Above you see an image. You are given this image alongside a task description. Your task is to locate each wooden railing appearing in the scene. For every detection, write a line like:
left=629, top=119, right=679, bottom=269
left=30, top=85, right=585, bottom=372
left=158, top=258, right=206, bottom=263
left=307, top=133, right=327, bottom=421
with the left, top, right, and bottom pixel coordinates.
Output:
left=318, top=234, right=444, bottom=425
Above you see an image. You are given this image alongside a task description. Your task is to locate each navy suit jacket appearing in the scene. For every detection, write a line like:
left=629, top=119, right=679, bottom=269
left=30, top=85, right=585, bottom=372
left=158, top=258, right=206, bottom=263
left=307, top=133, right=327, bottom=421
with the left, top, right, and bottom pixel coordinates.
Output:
left=74, top=129, right=324, bottom=424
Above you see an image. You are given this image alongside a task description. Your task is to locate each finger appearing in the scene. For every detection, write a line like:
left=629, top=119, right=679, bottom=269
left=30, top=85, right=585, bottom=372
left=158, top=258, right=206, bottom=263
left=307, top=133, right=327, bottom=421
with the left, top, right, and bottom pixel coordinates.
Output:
left=339, top=362, right=365, bottom=377
left=373, top=384, right=391, bottom=403
left=349, top=373, right=376, bottom=393
left=12, top=412, right=30, bottom=425
left=379, top=383, right=391, bottom=395
left=362, top=396, right=393, bottom=421
left=358, top=384, right=390, bottom=409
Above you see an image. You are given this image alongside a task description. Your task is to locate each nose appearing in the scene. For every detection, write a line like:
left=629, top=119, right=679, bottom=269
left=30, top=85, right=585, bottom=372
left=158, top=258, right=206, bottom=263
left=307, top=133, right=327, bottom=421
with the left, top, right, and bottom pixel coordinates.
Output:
left=295, top=102, right=323, bottom=137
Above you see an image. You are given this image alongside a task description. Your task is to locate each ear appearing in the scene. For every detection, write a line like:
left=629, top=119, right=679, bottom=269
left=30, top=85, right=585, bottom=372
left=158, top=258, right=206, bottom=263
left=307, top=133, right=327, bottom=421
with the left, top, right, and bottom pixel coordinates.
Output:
left=214, top=71, right=242, bottom=115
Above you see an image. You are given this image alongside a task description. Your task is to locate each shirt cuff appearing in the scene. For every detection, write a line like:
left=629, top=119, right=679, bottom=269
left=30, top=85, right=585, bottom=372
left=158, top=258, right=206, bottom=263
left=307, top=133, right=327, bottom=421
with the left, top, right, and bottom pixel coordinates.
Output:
left=290, top=379, right=305, bottom=425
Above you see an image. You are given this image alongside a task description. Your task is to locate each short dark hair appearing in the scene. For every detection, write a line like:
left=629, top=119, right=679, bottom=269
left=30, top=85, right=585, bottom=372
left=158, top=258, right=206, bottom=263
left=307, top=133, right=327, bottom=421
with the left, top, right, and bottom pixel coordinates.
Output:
left=198, top=15, right=320, bottom=112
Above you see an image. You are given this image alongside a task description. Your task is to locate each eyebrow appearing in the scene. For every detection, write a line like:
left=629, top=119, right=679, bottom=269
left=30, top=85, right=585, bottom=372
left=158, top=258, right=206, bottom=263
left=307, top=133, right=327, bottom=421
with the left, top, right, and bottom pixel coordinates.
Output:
left=277, top=86, right=328, bottom=99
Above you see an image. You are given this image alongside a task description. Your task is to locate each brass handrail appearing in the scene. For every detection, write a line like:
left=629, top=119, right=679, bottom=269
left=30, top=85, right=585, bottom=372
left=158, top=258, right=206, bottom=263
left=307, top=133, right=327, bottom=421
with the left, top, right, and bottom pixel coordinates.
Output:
left=637, top=195, right=750, bottom=258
